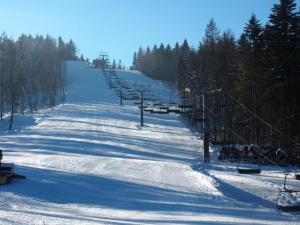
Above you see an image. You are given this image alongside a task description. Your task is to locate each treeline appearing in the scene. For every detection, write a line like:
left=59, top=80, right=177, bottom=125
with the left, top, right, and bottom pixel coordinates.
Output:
left=132, top=44, right=180, bottom=81
left=133, top=0, right=300, bottom=150
left=0, top=33, right=77, bottom=129
left=93, top=57, right=125, bottom=70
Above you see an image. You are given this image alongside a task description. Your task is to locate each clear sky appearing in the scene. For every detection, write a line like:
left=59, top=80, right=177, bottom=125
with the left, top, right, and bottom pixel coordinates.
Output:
left=0, top=0, right=299, bottom=67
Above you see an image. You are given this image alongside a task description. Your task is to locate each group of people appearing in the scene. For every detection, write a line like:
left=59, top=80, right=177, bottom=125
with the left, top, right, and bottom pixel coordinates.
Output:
left=218, top=144, right=288, bottom=163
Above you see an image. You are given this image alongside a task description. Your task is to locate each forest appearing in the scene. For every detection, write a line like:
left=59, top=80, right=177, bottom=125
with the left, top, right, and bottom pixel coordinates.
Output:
left=132, top=0, right=300, bottom=159
left=0, top=33, right=77, bottom=129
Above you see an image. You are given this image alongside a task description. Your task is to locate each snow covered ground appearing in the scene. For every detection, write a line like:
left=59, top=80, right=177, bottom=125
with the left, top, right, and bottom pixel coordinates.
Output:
left=0, top=61, right=299, bottom=224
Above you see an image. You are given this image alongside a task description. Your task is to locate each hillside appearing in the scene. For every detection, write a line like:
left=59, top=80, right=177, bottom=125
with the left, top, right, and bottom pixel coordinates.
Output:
left=0, top=61, right=299, bottom=225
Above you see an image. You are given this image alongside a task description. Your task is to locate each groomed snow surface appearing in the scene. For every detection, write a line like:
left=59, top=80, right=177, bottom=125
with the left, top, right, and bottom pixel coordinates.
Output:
left=0, top=61, right=299, bottom=225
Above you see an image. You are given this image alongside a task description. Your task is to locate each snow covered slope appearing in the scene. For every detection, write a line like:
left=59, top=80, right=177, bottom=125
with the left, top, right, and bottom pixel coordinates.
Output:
left=0, top=61, right=299, bottom=224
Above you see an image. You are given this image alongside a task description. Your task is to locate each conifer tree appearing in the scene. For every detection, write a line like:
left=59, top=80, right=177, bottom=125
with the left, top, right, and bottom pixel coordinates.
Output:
left=176, top=39, right=191, bottom=91
left=132, top=52, right=137, bottom=69
left=0, top=33, right=77, bottom=128
left=264, top=0, right=299, bottom=143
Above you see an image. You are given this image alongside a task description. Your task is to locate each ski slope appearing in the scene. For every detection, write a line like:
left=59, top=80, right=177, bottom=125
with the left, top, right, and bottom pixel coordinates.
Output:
left=0, top=61, right=299, bottom=225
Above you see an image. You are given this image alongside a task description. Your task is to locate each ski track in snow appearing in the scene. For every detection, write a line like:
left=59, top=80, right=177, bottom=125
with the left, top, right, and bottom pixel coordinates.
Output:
left=0, top=61, right=299, bottom=225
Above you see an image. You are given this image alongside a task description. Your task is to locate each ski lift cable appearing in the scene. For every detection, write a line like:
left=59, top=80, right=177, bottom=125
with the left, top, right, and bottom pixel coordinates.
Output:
left=203, top=103, right=287, bottom=173
left=175, top=89, right=222, bottom=102
left=176, top=86, right=292, bottom=139
left=203, top=104, right=246, bottom=144
left=203, top=101, right=299, bottom=208
left=175, top=95, right=202, bottom=102
left=174, top=87, right=217, bottom=101
left=225, top=92, right=299, bottom=146
left=176, top=88, right=299, bottom=146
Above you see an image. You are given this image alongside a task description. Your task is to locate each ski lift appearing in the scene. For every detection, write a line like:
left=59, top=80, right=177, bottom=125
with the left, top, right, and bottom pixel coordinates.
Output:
left=193, top=117, right=208, bottom=123
left=178, top=104, right=193, bottom=109
left=123, top=96, right=134, bottom=100
left=159, top=105, right=169, bottom=110
left=237, top=145, right=261, bottom=174
left=138, top=106, right=148, bottom=109
left=150, top=104, right=169, bottom=114
left=151, top=109, right=169, bottom=114
left=130, top=96, right=140, bottom=100
left=168, top=108, right=181, bottom=114
left=144, top=108, right=154, bottom=113
left=276, top=173, right=300, bottom=212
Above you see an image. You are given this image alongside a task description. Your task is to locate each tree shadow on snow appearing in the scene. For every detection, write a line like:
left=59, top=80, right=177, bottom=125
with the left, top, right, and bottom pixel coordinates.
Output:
left=2, top=123, right=199, bottom=163
left=0, top=165, right=290, bottom=223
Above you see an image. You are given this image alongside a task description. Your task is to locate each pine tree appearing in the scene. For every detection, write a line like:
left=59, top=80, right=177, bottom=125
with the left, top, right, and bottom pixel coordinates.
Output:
left=132, top=52, right=137, bottom=69
left=176, top=39, right=191, bottom=91
left=136, top=47, right=144, bottom=71
left=7, top=39, right=16, bottom=130
left=117, top=59, right=122, bottom=70
left=112, top=59, right=117, bottom=69
left=58, top=37, right=66, bottom=61
left=237, top=14, right=264, bottom=143
left=264, top=0, right=299, bottom=144
left=0, top=33, right=76, bottom=128
left=201, top=18, right=220, bottom=85
left=65, top=39, right=77, bottom=60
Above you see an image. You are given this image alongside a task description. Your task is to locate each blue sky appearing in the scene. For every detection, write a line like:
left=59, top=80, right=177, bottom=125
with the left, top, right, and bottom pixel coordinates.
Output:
left=0, top=0, right=299, bottom=67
